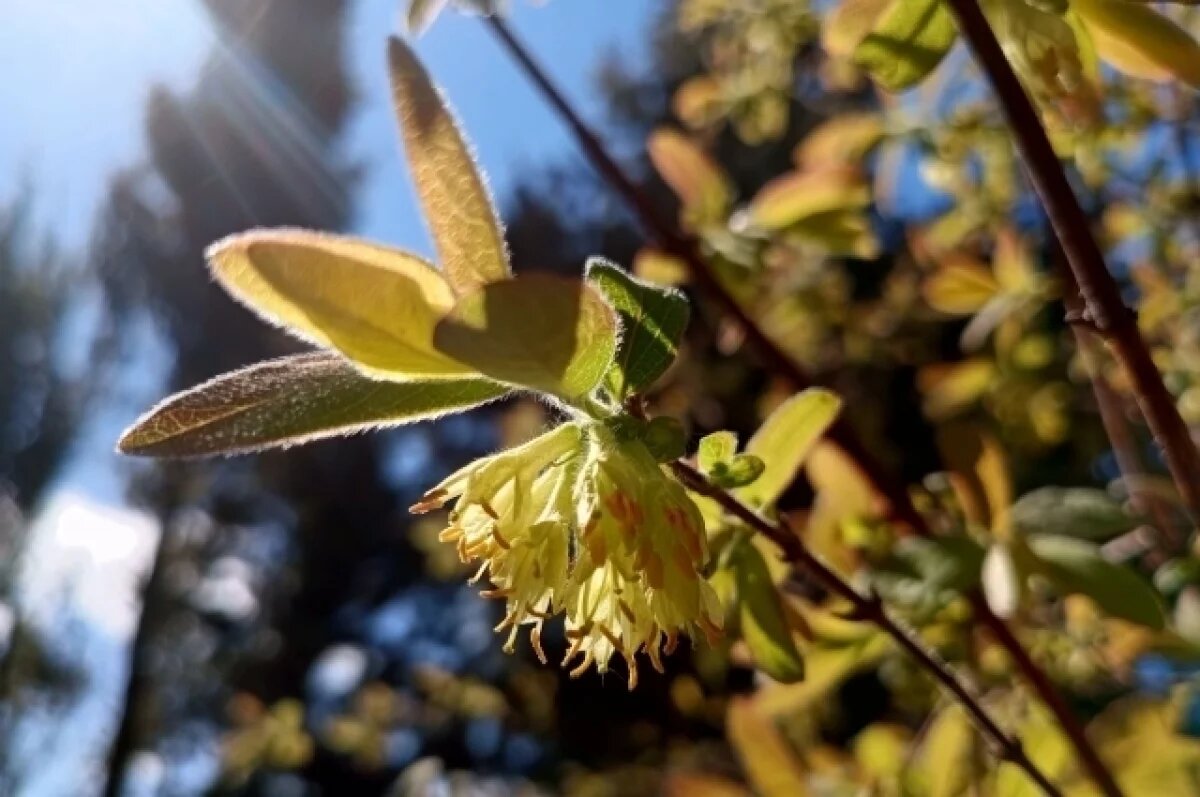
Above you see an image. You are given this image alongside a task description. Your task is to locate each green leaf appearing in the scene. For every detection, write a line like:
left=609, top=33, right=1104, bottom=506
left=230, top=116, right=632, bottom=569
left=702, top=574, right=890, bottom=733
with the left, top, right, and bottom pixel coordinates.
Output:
left=118, top=352, right=507, bottom=458
left=207, top=229, right=473, bottom=380
left=698, top=431, right=739, bottom=473
left=642, top=416, right=687, bottom=463
left=434, top=273, right=618, bottom=399
left=388, top=38, right=511, bottom=293
left=711, top=455, right=767, bottom=490
left=1010, top=487, right=1139, bottom=541
left=585, top=258, right=690, bottom=398
left=740, top=389, right=843, bottom=506
left=1027, top=534, right=1166, bottom=629
left=729, top=542, right=805, bottom=683
left=892, top=536, right=987, bottom=594
left=853, top=0, right=957, bottom=91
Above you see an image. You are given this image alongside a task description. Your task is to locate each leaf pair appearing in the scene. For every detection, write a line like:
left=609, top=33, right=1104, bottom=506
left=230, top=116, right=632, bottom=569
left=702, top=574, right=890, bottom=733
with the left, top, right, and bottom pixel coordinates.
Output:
left=120, top=39, right=667, bottom=458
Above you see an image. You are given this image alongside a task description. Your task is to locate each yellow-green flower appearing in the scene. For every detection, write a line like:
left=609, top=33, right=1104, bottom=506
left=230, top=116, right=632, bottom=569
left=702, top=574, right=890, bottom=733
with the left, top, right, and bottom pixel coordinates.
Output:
left=412, top=423, right=582, bottom=661
left=565, top=425, right=722, bottom=688
left=412, top=421, right=722, bottom=688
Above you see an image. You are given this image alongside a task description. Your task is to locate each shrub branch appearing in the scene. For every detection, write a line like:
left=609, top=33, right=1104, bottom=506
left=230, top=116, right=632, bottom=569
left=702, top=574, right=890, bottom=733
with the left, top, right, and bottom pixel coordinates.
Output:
left=485, top=15, right=1121, bottom=796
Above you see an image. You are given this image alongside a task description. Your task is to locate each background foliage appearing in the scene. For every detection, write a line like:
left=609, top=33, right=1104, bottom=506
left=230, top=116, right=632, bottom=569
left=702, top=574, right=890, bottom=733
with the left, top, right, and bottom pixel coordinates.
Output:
left=4, top=0, right=1200, bottom=795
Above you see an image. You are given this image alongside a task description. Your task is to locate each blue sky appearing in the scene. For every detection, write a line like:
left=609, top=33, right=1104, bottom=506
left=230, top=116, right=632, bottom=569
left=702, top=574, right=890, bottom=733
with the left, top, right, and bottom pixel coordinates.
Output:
left=0, top=2, right=656, bottom=792
left=0, top=0, right=655, bottom=254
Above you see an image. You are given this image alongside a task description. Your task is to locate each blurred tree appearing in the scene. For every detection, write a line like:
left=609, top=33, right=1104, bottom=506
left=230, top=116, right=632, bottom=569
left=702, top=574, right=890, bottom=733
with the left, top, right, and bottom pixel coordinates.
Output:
left=0, top=197, right=104, bottom=792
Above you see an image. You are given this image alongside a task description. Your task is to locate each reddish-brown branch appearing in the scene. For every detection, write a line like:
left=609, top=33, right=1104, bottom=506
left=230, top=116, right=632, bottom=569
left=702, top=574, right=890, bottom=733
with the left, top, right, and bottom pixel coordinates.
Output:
left=483, top=15, right=1117, bottom=797
left=671, top=460, right=1062, bottom=797
left=943, top=0, right=1200, bottom=532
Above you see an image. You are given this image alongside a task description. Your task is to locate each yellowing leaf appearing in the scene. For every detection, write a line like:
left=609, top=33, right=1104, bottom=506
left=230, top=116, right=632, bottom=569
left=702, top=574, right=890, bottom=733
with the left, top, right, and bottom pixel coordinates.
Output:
left=924, top=255, right=1001, bottom=315
left=633, top=247, right=690, bottom=287
left=918, top=359, right=996, bottom=419
left=823, top=0, right=892, bottom=57
left=793, top=113, right=886, bottom=170
left=648, top=128, right=732, bottom=226
left=673, top=75, right=724, bottom=130
left=433, top=274, right=618, bottom=398
left=919, top=705, right=975, bottom=797
left=936, top=424, right=1013, bottom=534
left=755, top=633, right=890, bottom=716
left=1073, top=0, right=1200, bottom=88
left=727, top=697, right=810, bottom=797
left=118, top=353, right=508, bottom=458
left=749, top=168, right=871, bottom=231
left=207, top=229, right=471, bottom=379
left=741, top=389, right=843, bottom=507
left=853, top=0, right=958, bottom=91
left=805, top=442, right=882, bottom=572
left=388, top=38, right=511, bottom=293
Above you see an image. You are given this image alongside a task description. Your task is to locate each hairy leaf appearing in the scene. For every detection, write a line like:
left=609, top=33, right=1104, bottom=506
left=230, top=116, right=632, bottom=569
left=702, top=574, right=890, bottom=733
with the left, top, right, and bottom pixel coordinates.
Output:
left=699, top=431, right=739, bottom=473
left=118, top=352, right=507, bottom=458
left=388, top=38, right=511, bottom=292
left=207, top=229, right=471, bottom=379
left=434, top=273, right=618, bottom=398
left=586, top=258, right=690, bottom=398
left=853, top=0, right=957, bottom=91
left=712, top=455, right=767, bottom=490
left=741, top=389, right=843, bottom=507
left=1028, top=534, right=1166, bottom=629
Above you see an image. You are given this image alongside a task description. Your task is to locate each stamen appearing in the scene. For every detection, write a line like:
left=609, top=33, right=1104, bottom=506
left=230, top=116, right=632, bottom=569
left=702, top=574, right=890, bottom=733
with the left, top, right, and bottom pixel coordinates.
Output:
left=531, top=622, right=548, bottom=664
left=409, top=488, right=449, bottom=514
left=490, top=525, right=511, bottom=550
left=568, top=651, right=595, bottom=679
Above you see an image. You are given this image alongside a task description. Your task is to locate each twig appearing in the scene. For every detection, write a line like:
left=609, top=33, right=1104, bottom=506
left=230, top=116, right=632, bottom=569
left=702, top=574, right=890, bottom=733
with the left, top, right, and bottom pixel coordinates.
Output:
left=484, top=15, right=1119, bottom=796
left=671, top=460, right=1063, bottom=797
left=1062, top=265, right=1184, bottom=558
left=943, top=0, right=1200, bottom=534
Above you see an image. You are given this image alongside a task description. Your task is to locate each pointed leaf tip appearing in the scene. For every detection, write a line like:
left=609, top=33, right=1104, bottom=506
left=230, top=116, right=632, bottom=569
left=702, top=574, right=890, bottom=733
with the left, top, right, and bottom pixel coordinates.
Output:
left=118, top=352, right=509, bottom=458
left=387, top=37, right=510, bottom=293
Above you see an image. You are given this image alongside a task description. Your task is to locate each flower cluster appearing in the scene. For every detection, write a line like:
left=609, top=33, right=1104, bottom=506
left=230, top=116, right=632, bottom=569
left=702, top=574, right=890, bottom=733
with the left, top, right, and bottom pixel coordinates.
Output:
left=412, top=422, right=722, bottom=688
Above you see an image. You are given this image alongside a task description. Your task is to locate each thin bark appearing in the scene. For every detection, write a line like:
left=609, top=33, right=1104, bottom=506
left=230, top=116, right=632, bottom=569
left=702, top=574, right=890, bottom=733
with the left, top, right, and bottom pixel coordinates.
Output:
left=943, top=0, right=1200, bottom=532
